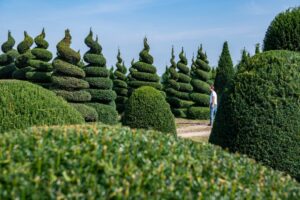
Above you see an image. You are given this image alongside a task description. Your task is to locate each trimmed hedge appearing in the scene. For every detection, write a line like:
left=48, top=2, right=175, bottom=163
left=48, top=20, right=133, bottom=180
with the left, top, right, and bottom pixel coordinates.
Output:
left=209, top=50, right=300, bottom=181
left=0, top=80, right=84, bottom=133
left=83, top=30, right=118, bottom=124
left=128, top=38, right=162, bottom=93
left=264, top=7, right=300, bottom=51
left=0, top=31, right=18, bottom=79
left=123, top=86, right=176, bottom=134
left=0, top=124, right=299, bottom=199
left=70, top=103, right=98, bottom=122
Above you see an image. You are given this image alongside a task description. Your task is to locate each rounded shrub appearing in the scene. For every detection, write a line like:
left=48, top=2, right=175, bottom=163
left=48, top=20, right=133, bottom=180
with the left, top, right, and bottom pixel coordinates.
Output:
left=123, top=86, right=176, bottom=134
left=0, top=80, right=84, bottom=133
left=0, top=124, right=299, bottom=199
left=209, top=50, right=300, bottom=181
left=83, top=30, right=118, bottom=124
left=264, top=7, right=300, bottom=51
left=0, top=31, right=18, bottom=79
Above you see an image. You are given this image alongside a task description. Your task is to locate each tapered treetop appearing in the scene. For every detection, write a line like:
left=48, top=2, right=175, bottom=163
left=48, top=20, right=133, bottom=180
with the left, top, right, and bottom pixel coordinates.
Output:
left=1, top=31, right=15, bottom=53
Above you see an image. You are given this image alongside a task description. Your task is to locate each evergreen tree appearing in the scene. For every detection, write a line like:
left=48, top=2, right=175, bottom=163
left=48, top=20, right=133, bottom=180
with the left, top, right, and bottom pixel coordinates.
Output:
left=208, top=68, right=216, bottom=85
left=51, top=29, right=98, bottom=122
left=113, top=49, right=128, bottom=114
left=13, top=31, right=34, bottom=80
left=161, top=65, right=169, bottom=90
left=0, top=31, right=18, bottom=78
left=255, top=43, right=260, bottom=54
left=128, top=37, right=161, bottom=94
left=188, top=46, right=211, bottom=119
left=236, top=48, right=250, bottom=73
left=214, top=41, right=234, bottom=98
left=83, top=30, right=118, bottom=124
left=166, top=48, right=193, bottom=118
left=26, top=29, right=53, bottom=88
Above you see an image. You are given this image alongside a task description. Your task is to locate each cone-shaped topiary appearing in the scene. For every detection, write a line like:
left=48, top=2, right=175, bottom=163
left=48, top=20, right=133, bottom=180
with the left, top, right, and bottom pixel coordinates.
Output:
left=166, top=48, right=193, bottom=118
left=13, top=31, right=34, bottom=80
left=26, top=29, right=53, bottom=88
left=255, top=43, right=260, bottom=54
left=112, top=49, right=128, bottom=114
left=207, top=68, right=216, bottom=85
left=128, top=37, right=162, bottom=94
left=188, top=46, right=211, bottom=119
left=214, top=41, right=234, bottom=99
left=51, top=29, right=97, bottom=122
left=264, top=7, right=300, bottom=52
left=161, top=65, right=170, bottom=90
left=83, top=30, right=118, bottom=124
left=209, top=50, right=300, bottom=181
left=123, top=86, right=176, bottom=134
left=236, top=48, right=250, bottom=73
left=0, top=31, right=19, bottom=78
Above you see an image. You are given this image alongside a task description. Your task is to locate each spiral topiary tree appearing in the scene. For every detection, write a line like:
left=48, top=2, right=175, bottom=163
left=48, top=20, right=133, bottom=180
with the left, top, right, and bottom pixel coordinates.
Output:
left=165, top=48, right=193, bottom=118
left=128, top=37, right=161, bottom=94
left=264, top=7, right=300, bottom=52
left=13, top=31, right=34, bottom=80
left=188, top=46, right=211, bottom=119
left=26, top=29, right=53, bottom=88
left=0, top=31, right=19, bottom=78
left=83, top=30, right=118, bottom=124
left=112, top=49, right=128, bottom=114
left=51, top=29, right=98, bottom=122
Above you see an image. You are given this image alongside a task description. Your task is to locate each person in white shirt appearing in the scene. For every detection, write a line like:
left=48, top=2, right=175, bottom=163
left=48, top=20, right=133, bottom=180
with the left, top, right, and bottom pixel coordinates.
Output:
left=209, top=85, right=217, bottom=126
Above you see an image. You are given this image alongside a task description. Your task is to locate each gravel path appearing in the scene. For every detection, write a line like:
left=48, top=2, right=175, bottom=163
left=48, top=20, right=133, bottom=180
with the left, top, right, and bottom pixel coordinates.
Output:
left=176, top=119, right=212, bottom=139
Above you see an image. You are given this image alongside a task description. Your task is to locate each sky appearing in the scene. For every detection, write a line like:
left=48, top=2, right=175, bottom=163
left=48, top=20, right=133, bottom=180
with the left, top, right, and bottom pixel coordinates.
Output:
left=0, top=0, right=299, bottom=75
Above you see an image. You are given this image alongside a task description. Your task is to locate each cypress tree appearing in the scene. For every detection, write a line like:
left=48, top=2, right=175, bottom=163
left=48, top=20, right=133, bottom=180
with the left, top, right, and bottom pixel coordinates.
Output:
left=0, top=31, right=18, bottom=78
left=166, top=48, right=193, bottom=118
left=236, top=48, right=250, bottom=73
left=83, top=30, right=118, bottom=124
left=51, top=29, right=97, bottom=122
left=128, top=37, right=161, bottom=94
left=26, top=29, right=53, bottom=88
left=113, top=49, right=128, bottom=114
left=214, top=41, right=234, bottom=98
left=13, top=31, right=34, bottom=80
left=255, top=43, right=260, bottom=54
left=161, top=65, right=170, bottom=90
left=187, top=46, right=211, bottom=119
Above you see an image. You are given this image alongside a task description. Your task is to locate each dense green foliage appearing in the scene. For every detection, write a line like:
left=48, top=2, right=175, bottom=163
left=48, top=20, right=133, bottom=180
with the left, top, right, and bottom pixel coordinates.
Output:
left=236, top=48, right=250, bottom=73
left=1, top=124, right=299, bottom=199
left=13, top=31, right=34, bottom=80
left=188, top=46, right=211, bottom=119
left=123, top=86, right=176, bottom=134
left=0, top=80, right=84, bottom=133
left=83, top=30, right=118, bottom=124
left=166, top=48, right=193, bottom=118
left=51, top=29, right=97, bottom=122
left=26, top=29, right=53, bottom=88
left=128, top=38, right=162, bottom=94
left=264, top=7, right=300, bottom=51
left=112, top=49, right=128, bottom=113
left=0, top=31, right=18, bottom=78
left=214, top=41, right=234, bottom=99
left=209, top=50, right=300, bottom=181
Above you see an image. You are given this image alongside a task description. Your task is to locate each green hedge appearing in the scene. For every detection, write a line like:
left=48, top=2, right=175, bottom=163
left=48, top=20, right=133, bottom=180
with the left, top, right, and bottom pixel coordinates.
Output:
left=70, top=103, right=98, bottom=122
left=209, top=50, right=300, bottom=181
left=123, top=86, right=176, bottom=134
left=87, top=103, right=118, bottom=125
left=0, top=80, right=84, bottom=133
left=1, top=124, right=299, bottom=199
left=52, top=90, right=91, bottom=102
left=188, top=107, right=210, bottom=120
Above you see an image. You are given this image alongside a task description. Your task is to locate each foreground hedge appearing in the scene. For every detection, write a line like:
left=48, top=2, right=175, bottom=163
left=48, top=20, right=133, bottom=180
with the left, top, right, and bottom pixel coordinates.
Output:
left=0, top=124, right=299, bottom=199
left=0, top=80, right=84, bottom=133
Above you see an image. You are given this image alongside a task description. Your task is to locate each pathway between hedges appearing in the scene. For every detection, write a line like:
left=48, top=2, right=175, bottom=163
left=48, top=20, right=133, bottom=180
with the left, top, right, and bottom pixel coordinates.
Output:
left=176, top=118, right=212, bottom=142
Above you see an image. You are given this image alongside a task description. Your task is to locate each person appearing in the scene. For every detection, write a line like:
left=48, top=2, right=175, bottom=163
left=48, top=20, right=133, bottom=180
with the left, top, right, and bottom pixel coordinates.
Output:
left=209, top=85, right=217, bottom=126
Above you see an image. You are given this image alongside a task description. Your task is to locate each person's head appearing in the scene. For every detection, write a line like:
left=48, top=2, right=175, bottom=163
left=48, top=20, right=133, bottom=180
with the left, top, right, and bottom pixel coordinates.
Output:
left=210, top=85, right=214, bottom=92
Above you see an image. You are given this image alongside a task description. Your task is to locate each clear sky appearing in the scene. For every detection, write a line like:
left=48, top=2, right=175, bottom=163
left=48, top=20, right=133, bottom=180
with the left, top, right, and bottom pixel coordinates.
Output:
left=0, top=0, right=299, bottom=75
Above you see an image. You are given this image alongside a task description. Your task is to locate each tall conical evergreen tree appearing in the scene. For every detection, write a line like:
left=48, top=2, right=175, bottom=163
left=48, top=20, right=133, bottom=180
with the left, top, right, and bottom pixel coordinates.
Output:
left=26, top=29, right=53, bottom=88
left=113, top=49, right=128, bottom=114
left=166, top=48, right=193, bottom=118
left=161, top=65, right=170, bottom=90
left=236, top=48, right=250, bottom=73
left=0, top=31, right=19, bottom=78
left=83, top=30, right=118, bottom=124
left=255, top=43, right=261, bottom=54
left=51, top=29, right=98, bottom=122
left=128, top=37, right=161, bottom=94
left=214, top=41, right=234, bottom=98
left=188, top=46, right=211, bottom=119
left=13, top=31, right=34, bottom=80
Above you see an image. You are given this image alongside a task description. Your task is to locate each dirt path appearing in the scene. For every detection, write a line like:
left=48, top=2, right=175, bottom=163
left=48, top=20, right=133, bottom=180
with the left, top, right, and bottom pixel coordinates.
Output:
left=176, top=118, right=212, bottom=141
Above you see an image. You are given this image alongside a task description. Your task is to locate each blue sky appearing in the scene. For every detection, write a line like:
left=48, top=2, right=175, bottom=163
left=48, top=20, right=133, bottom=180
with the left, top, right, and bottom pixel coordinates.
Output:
left=0, top=0, right=299, bottom=74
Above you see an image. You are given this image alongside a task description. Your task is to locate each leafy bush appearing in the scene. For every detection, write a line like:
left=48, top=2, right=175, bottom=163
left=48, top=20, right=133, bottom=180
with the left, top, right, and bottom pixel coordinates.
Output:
left=123, top=86, right=176, bottom=134
left=209, top=50, right=300, bottom=181
left=87, top=103, right=118, bottom=125
left=0, top=80, right=84, bottom=133
left=0, top=124, right=299, bottom=199
left=264, top=7, right=300, bottom=51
